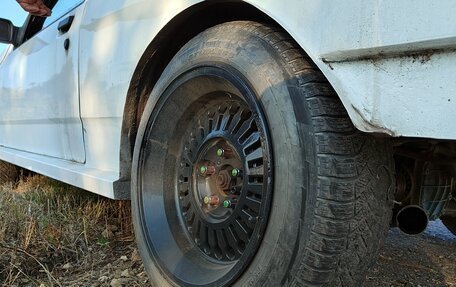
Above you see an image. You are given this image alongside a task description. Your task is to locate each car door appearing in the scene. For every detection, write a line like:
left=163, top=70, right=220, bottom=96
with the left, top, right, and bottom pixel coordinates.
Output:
left=0, top=0, right=86, bottom=163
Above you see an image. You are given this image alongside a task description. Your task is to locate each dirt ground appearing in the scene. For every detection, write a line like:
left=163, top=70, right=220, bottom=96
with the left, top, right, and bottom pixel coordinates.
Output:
left=1, top=227, right=455, bottom=287
left=366, top=220, right=456, bottom=287
left=1, top=176, right=455, bottom=286
left=53, top=221, right=456, bottom=287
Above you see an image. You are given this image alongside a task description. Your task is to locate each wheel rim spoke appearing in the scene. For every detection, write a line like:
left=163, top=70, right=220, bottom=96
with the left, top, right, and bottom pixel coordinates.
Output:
left=176, top=99, right=271, bottom=262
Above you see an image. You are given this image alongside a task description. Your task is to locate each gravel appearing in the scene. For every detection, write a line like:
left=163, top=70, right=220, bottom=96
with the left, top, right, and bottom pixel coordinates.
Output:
left=365, top=220, right=456, bottom=287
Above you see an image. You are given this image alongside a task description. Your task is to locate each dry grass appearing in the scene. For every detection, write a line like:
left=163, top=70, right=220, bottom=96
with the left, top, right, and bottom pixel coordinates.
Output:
left=0, top=175, right=133, bottom=286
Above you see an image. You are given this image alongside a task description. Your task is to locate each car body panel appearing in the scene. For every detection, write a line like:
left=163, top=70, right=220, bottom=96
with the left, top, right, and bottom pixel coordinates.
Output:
left=0, top=145, right=119, bottom=198
left=77, top=0, right=201, bottom=175
left=247, top=0, right=456, bottom=138
left=1, top=0, right=456, bottom=198
left=0, top=3, right=86, bottom=162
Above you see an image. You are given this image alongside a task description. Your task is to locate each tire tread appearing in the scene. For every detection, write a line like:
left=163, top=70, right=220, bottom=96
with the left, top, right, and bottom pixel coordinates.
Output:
left=245, top=22, right=394, bottom=286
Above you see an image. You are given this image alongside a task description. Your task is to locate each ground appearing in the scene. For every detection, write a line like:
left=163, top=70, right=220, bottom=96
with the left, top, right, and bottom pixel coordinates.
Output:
left=0, top=175, right=455, bottom=286
left=366, top=221, right=456, bottom=287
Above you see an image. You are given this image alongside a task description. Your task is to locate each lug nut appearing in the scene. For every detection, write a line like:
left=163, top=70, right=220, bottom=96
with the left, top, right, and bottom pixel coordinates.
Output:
left=216, top=147, right=234, bottom=158
left=216, top=148, right=224, bottom=157
left=231, top=168, right=241, bottom=177
left=203, top=195, right=220, bottom=206
left=223, top=199, right=237, bottom=208
left=200, top=166, right=207, bottom=174
left=199, top=164, right=215, bottom=176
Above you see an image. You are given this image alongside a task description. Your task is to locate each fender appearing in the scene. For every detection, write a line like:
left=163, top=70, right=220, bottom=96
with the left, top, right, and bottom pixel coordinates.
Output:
left=77, top=0, right=456, bottom=197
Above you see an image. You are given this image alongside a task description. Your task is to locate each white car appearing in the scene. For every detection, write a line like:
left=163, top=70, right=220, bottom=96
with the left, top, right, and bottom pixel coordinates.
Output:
left=1, top=0, right=455, bottom=286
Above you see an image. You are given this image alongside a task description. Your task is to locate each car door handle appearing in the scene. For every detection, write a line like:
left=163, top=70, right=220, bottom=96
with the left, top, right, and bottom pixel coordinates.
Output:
left=58, top=16, right=74, bottom=33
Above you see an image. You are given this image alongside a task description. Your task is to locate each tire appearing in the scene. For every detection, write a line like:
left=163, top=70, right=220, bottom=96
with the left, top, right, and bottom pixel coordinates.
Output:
left=0, top=160, right=18, bottom=185
left=131, top=21, right=395, bottom=286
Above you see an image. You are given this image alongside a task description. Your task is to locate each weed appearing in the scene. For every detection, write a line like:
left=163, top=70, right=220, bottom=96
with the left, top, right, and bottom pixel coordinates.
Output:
left=0, top=175, right=133, bottom=286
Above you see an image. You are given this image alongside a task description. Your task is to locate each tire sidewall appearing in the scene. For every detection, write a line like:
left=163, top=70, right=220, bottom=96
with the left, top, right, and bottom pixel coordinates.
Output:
left=132, top=23, right=316, bottom=286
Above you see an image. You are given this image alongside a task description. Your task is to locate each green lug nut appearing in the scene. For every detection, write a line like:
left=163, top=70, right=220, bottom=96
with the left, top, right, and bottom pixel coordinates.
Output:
left=231, top=168, right=240, bottom=177
left=216, top=148, right=224, bottom=157
left=217, top=147, right=234, bottom=158
left=200, top=165, right=208, bottom=174
left=199, top=163, right=215, bottom=176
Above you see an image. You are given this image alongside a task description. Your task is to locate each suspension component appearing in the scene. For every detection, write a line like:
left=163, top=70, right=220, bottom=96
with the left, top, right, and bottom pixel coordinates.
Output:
left=393, top=146, right=456, bottom=234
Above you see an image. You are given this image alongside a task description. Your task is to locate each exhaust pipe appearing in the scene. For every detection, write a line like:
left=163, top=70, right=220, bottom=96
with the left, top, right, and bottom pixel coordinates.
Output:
left=396, top=205, right=429, bottom=235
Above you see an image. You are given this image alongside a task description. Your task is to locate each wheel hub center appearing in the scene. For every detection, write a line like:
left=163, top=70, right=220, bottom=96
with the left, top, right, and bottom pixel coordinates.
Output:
left=195, top=140, right=242, bottom=220
left=216, top=170, right=232, bottom=191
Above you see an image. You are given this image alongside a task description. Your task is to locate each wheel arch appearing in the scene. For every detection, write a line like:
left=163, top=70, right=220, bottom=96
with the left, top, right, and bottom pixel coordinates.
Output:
left=118, top=1, right=333, bottom=186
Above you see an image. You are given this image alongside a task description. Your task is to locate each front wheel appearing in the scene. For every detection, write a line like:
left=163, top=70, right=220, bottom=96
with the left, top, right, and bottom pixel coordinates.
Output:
left=131, top=21, right=395, bottom=286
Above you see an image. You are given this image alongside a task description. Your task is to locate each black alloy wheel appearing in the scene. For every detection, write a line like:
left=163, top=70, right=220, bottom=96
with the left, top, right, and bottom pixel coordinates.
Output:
left=133, top=66, right=273, bottom=286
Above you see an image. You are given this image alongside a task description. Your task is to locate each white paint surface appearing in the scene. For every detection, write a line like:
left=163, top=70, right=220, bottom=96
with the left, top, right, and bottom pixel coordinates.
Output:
left=0, top=4, right=86, bottom=162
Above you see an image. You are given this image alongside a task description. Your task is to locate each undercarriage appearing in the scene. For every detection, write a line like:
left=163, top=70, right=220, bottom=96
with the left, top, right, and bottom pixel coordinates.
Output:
left=393, top=139, right=456, bottom=235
